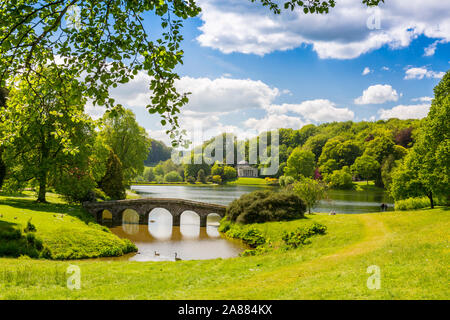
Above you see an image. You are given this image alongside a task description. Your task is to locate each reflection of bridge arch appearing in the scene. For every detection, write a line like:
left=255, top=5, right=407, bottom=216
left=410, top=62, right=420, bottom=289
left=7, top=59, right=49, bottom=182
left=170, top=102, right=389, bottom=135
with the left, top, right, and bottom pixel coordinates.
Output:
left=122, top=209, right=139, bottom=235
left=148, top=208, right=172, bottom=240
left=180, top=210, right=200, bottom=238
left=83, top=198, right=226, bottom=227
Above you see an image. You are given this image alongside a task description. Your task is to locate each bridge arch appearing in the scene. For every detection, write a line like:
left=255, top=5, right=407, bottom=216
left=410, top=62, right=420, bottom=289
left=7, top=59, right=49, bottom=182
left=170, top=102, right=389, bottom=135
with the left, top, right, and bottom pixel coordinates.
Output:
left=101, top=209, right=113, bottom=225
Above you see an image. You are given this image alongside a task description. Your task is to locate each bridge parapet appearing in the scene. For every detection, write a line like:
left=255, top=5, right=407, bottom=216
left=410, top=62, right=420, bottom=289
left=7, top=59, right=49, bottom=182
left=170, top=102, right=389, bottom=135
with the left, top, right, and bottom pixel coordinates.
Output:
left=82, top=198, right=227, bottom=227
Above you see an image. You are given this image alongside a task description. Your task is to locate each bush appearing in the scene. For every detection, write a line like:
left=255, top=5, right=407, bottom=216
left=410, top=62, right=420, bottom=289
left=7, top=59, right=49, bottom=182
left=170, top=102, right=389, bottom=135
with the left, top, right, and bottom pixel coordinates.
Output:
left=196, top=169, right=206, bottom=183
left=24, top=219, right=36, bottom=233
left=326, top=167, right=354, bottom=189
left=282, top=222, right=327, bottom=248
left=0, top=223, right=45, bottom=258
left=395, top=196, right=447, bottom=210
left=53, top=167, right=97, bottom=203
left=186, top=176, right=196, bottom=184
left=220, top=222, right=267, bottom=249
left=164, top=171, right=182, bottom=182
left=143, top=167, right=155, bottom=182
left=279, top=175, right=295, bottom=187
left=212, top=175, right=222, bottom=184
left=226, top=190, right=306, bottom=224
left=223, top=166, right=237, bottom=181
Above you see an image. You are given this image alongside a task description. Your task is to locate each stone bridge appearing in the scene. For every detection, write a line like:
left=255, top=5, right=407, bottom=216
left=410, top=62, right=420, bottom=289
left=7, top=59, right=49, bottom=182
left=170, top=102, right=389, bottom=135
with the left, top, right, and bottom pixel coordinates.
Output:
left=82, top=198, right=227, bottom=227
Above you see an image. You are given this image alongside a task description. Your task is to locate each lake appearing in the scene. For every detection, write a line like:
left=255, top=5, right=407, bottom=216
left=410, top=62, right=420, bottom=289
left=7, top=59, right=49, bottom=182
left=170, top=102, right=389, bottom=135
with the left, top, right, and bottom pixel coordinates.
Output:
left=130, top=184, right=394, bottom=214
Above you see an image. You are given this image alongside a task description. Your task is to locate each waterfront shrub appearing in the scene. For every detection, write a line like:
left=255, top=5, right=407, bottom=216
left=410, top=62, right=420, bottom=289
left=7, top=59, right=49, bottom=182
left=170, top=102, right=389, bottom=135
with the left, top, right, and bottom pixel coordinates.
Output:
left=186, top=176, right=196, bottom=184
left=282, top=222, right=327, bottom=248
left=220, top=223, right=267, bottom=249
left=226, top=190, right=306, bottom=224
left=395, top=196, right=447, bottom=210
left=164, top=171, right=182, bottom=183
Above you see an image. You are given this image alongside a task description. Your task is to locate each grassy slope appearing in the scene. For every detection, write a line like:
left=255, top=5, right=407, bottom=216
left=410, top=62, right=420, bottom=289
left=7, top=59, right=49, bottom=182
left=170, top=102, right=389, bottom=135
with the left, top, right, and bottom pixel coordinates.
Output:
left=0, top=193, right=448, bottom=299
left=0, top=192, right=135, bottom=259
left=227, top=177, right=270, bottom=186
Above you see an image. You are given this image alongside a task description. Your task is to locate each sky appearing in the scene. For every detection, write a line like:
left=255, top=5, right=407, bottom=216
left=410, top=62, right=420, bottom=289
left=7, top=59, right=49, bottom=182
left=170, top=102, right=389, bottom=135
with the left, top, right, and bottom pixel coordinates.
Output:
left=85, top=0, right=450, bottom=146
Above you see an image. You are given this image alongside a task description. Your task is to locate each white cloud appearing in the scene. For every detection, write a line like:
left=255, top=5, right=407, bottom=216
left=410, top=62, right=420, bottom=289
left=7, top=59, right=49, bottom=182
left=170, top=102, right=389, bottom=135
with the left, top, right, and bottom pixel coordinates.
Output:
left=404, top=67, right=445, bottom=80
left=382, top=66, right=390, bottom=71
left=266, top=99, right=354, bottom=122
left=245, top=114, right=306, bottom=133
left=196, top=0, right=450, bottom=59
left=411, top=96, right=433, bottom=102
left=424, top=39, right=446, bottom=56
left=362, top=67, right=372, bottom=75
left=354, top=84, right=399, bottom=105
left=378, top=104, right=430, bottom=119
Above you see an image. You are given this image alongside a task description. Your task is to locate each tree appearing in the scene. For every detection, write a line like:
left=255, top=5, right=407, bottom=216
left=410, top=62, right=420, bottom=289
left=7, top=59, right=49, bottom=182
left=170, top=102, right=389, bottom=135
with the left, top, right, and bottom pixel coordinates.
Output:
left=145, top=139, right=172, bottom=166
left=99, top=150, right=126, bottom=200
left=303, top=134, right=329, bottom=161
left=164, top=171, right=182, bottom=183
left=351, top=155, right=380, bottom=184
left=196, top=169, right=206, bottom=183
left=284, top=148, right=315, bottom=180
left=325, top=167, right=354, bottom=190
left=223, top=166, right=237, bottom=181
left=211, top=161, right=224, bottom=177
left=0, top=66, right=93, bottom=202
left=143, top=167, right=155, bottom=182
left=0, top=1, right=384, bottom=146
left=293, top=178, right=327, bottom=214
left=98, top=109, right=151, bottom=182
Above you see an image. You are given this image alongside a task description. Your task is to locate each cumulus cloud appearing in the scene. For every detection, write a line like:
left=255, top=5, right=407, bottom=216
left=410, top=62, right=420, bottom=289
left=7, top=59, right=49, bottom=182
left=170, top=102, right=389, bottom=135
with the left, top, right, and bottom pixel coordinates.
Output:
left=266, top=99, right=354, bottom=122
left=378, top=104, right=430, bottom=119
left=196, top=0, right=450, bottom=59
left=362, top=67, right=372, bottom=75
left=424, top=39, right=446, bottom=56
left=404, top=67, right=445, bottom=80
left=411, top=96, right=433, bottom=102
left=244, top=114, right=306, bottom=133
left=354, top=84, right=399, bottom=105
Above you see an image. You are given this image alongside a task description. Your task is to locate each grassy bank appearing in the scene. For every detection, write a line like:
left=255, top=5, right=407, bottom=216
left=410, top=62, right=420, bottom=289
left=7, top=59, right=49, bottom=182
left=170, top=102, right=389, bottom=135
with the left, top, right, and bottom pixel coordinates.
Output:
left=0, top=192, right=448, bottom=299
left=0, top=192, right=136, bottom=260
left=227, top=177, right=272, bottom=186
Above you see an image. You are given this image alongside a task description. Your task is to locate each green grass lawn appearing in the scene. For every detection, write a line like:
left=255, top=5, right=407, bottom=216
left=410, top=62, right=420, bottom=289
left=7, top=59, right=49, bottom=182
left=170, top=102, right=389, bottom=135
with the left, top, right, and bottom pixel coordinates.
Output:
left=227, top=177, right=271, bottom=186
left=0, top=192, right=448, bottom=299
left=0, top=192, right=136, bottom=260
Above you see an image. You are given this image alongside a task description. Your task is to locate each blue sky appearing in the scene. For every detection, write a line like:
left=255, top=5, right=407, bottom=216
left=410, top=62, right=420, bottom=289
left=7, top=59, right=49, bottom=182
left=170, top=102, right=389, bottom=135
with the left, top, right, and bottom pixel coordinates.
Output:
left=89, top=0, right=450, bottom=145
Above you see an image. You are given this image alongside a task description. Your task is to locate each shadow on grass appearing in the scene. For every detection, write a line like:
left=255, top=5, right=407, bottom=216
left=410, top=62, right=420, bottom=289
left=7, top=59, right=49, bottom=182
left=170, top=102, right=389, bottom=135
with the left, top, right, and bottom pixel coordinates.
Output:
left=0, top=196, right=94, bottom=224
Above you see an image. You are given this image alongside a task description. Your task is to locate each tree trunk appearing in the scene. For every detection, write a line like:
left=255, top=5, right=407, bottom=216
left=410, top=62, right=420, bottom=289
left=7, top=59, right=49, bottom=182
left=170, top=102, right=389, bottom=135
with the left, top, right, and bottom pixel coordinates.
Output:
left=37, top=170, right=47, bottom=203
left=0, top=147, right=6, bottom=190
left=428, top=192, right=434, bottom=209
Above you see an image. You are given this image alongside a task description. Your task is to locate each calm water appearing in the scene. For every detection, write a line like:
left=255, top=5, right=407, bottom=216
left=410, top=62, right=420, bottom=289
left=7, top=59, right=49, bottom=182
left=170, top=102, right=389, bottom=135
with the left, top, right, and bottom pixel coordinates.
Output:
left=130, top=184, right=394, bottom=214
left=108, top=210, right=246, bottom=262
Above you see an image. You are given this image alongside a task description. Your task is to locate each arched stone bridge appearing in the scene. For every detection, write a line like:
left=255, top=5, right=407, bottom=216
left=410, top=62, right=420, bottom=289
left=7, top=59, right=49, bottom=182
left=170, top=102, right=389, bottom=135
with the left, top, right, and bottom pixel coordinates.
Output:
left=83, top=198, right=227, bottom=227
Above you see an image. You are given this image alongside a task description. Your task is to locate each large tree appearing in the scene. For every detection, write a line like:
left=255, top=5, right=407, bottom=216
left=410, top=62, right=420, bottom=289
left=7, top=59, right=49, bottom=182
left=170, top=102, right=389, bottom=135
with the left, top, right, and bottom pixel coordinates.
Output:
left=0, top=66, right=93, bottom=202
left=284, top=147, right=315, bottom=180
left=391, top=71, right=450, bottom=208
left=98, top=109, right=151, bottom=182
left=0, top=0, right=384, bottom=145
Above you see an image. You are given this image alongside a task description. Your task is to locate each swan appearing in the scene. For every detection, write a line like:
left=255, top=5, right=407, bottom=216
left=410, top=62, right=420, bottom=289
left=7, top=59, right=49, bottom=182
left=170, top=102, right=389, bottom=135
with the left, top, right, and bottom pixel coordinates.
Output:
left=174, top=252, right=181, bottom=261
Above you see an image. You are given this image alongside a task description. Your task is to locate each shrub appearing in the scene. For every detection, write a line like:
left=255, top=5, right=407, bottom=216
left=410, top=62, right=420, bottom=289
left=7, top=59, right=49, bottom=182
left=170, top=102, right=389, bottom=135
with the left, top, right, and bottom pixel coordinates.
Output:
left=282, top=222, right=327, bottom=248
left=226, top=190, right=306, bottom=224
left=53, top=166, right=97, bottom=203
left=212, top=175, right=222, bottom=184
left=143, top=167, right=155, bottom=182
left=279, top=175, right=295, bottom=187
left=223, top=166, right=237, bottom=181
left=0, top=223, right=45, bottom=258
left=395, top=196, right=447, bottom=210
left=164, top=171, right=182, bottom=182
left=185, top=176, right=196, bottom=184
left=326, top=167, right=354, bottom=189
left=196, top=169, right=206, bottom=183
left=220, top=222, right=267, bottom=249
left=24, top=219, right=36, bottom=233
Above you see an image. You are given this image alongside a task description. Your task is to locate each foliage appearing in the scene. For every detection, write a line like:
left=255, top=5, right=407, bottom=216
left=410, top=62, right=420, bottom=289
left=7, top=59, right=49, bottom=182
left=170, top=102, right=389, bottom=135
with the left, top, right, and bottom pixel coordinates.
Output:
left=223, top=224, right=267, bottom=249
left=212, top=175, right=222, bottom=184
left=143, top=167, right=155, bottom=182
left=292, top=178, right=327, bottom=214
left=351, top=154, right=380, bottom=184
left=98, top=109, right=151, bottom=182
left=99, top=151, right=126, bottom=200
left=226, top=190, right=306, bottom=224
left=223, top=166, right=237, bottom=181
left=0, top=222, right=45, bottom=259
left=145, top=139, right=172, bottom=166
left=53, top=166, right=97, bottom=203
left=282, top=222, right=327, bottom=248
left=185, top=176, right=196, bottom=184
left=279, top=175, right=295, bottom=187
left=318, top=138, right=361, bottom=169
left=0, top=66, right=94, bottom=202
left=164, top=171, right=182, bottom=183
left=390, top=71, right=450, bottom=208
left=325, top=167, right=354, bottom=190
left=284, top=147, right=315, bottom=179
left=394, top=196, right=447, bottom=211
left=196, top=169, right=206, bottom=183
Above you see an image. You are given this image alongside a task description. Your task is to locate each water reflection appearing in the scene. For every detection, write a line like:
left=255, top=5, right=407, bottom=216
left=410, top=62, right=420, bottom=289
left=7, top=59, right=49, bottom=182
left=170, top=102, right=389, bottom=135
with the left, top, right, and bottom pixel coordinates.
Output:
left=110, top=209, right=244, bottom=261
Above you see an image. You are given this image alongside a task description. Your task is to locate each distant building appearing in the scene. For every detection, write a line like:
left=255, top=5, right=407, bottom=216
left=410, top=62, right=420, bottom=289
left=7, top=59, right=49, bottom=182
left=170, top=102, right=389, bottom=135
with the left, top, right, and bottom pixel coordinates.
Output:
left=237, top=160, right=258, bottom=177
